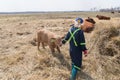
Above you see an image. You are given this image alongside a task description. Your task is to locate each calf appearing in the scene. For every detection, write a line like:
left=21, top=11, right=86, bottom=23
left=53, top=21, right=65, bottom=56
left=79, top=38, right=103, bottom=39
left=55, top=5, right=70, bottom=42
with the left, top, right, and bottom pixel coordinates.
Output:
left=111, top=11, right=114, bottom=14
left=36, top=29, right=63, bottom=53
left=96, top=15, right=111, bottom=20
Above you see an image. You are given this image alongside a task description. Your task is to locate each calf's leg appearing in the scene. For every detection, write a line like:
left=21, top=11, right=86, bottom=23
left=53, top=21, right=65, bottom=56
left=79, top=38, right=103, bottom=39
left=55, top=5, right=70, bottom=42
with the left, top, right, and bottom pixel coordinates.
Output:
left=49, top=46, right=55, bottom=53
left=56, top=46, right=61, bottom=53
left=37, top=42, right=40, bottom=50
left=42, top=42, right=45, bottom=49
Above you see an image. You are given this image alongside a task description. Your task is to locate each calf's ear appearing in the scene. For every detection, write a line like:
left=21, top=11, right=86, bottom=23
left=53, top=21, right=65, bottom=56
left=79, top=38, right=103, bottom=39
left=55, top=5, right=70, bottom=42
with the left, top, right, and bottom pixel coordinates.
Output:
left=50, top=38, right=56, bottom=43
left=61, top=36, right=65, bottom=39
left=61, top=34, right=66, bottom=39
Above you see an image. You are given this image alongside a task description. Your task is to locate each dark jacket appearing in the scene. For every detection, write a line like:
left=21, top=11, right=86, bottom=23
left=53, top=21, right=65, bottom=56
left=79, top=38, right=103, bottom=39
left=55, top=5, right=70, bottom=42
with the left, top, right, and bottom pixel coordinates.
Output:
left=62, top=25, right=87, bottom=69
left=62, top=25, right=87, bottom=51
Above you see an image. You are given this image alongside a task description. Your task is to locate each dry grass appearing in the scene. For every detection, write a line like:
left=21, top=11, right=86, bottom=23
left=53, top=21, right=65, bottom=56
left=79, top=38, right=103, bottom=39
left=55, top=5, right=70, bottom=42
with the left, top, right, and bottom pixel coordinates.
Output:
left=0, top=12, right=120, bottom=80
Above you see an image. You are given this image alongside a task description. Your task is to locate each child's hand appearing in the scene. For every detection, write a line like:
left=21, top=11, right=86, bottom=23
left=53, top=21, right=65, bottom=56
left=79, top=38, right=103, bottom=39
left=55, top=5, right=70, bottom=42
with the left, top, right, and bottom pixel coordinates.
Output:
left=83, top=50, right=88, bottom=57
left=62, top=39, right=66, bottom=44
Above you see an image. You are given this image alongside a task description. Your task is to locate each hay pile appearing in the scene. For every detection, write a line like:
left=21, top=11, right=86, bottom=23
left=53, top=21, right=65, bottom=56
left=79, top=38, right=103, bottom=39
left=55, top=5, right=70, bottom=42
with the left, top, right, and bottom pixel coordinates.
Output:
left=92, top=25, right=120, bottom=80
left=97, top=26, right=120, bottom=56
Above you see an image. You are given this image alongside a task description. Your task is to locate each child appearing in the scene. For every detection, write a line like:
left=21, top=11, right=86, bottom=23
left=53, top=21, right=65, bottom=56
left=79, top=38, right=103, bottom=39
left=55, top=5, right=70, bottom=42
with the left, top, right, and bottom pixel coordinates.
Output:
left=62, top=17, right=96, bottom=80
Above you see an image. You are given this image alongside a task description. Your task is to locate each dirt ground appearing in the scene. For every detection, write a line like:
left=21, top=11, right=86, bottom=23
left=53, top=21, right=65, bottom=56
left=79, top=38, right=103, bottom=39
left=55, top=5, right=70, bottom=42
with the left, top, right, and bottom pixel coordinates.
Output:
left=0, top=12, right=120, bottom=80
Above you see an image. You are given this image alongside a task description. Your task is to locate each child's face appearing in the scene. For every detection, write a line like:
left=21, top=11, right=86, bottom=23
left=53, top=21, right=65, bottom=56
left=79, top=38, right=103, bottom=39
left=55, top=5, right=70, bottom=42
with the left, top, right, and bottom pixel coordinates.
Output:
left=74, top=21, right=81, bottom=27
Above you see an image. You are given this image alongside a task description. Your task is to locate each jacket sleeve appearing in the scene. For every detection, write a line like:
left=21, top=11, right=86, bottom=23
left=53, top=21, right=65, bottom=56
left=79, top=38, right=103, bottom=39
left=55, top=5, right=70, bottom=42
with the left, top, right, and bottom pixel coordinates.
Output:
left=62, top=31, right=70, bottom=44
left=79, top=31, right=87, bottom=51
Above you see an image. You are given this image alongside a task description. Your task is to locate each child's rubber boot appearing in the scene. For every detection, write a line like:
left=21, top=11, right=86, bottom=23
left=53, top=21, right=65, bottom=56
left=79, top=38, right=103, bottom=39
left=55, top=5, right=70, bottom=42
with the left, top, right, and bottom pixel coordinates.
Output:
left=70, top=67, right=78, bottom=80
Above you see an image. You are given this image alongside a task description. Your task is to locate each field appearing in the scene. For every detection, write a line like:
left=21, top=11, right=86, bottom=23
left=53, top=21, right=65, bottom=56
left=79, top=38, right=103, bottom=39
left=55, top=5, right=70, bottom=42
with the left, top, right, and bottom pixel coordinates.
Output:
left=0, top=12, right=120, bottom=80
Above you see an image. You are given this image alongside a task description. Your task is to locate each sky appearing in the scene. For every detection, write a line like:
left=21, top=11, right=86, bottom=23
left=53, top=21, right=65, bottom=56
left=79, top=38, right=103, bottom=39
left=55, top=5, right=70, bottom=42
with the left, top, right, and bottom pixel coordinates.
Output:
left=0, top=0, right=120, bottom=12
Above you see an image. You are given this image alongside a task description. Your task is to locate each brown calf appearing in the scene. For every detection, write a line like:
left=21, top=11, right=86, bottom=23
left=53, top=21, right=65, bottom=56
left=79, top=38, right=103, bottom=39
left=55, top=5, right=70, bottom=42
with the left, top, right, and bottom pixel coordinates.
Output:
left=36, top=29, right=63, bottom=53
left=96, top=15, right=111, bottom=20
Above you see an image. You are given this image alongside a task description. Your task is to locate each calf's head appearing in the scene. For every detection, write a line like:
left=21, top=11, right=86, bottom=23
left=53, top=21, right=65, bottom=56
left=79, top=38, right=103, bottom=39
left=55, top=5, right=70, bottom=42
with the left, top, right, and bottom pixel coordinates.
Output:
left=50, top=37, right=63, bottom=47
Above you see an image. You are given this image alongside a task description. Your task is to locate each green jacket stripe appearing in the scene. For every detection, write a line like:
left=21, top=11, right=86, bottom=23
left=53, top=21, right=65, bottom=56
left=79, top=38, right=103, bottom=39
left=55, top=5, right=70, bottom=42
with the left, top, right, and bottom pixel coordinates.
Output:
left=68, top=28, right=80, bottom=46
